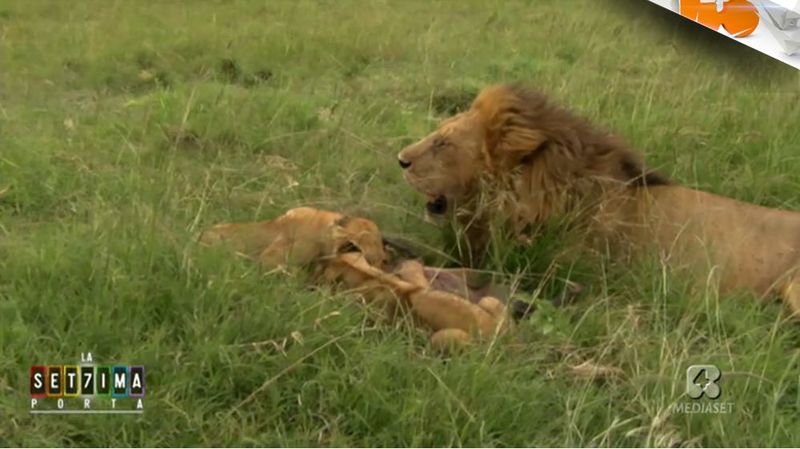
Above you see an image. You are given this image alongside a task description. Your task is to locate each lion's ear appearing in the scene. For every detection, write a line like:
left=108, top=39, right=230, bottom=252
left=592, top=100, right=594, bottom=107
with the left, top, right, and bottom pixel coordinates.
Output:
left=471, top=85, right=550, bottom=169
left=486, top=126, right=548, bottom=169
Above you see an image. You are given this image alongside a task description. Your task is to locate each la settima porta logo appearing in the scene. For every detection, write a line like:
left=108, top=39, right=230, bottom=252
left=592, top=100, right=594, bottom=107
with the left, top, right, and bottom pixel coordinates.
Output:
left=30, top=352, right=145, bottom=415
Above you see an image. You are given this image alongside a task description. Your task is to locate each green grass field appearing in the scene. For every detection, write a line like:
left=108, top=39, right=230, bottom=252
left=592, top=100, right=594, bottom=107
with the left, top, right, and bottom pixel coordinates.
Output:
left=2, top=0, right=799, bottom=446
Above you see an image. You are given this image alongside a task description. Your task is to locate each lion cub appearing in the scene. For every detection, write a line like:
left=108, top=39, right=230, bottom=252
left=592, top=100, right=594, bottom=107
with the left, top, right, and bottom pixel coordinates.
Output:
left=201, top=207, right=510, bottom=350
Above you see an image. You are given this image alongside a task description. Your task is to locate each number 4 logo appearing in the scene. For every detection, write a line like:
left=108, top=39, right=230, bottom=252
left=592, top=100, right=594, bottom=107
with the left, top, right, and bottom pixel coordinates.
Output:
left=680, top=0, right=760, bottom=37
left=686, top=365, right=722, bottom=399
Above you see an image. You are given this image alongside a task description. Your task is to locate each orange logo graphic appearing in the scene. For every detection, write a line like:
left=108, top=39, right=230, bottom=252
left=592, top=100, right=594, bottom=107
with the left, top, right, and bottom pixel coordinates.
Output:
left=679, top=0, right=760, bottom=37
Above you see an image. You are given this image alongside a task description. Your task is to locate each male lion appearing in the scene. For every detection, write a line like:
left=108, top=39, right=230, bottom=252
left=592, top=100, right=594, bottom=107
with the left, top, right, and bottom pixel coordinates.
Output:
left=397, top=84, right=800, bottom=317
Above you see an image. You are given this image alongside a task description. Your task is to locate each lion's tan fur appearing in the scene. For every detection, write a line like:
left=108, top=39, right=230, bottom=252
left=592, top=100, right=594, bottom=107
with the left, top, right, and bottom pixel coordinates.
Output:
left=398, top=84, right=800, bottom=316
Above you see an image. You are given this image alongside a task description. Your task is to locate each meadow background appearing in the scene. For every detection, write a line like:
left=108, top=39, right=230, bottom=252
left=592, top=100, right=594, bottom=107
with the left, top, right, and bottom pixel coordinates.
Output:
left=1, top=0, right=799, bottom=446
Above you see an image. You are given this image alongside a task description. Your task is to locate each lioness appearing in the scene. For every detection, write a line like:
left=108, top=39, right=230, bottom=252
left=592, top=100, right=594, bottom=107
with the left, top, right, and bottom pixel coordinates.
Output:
left=397, top=84, right=800, bottom=316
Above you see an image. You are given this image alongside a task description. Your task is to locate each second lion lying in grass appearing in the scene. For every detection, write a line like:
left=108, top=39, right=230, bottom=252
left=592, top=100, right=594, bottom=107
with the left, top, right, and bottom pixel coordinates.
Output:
left=200, top=207, right=515, bottom=350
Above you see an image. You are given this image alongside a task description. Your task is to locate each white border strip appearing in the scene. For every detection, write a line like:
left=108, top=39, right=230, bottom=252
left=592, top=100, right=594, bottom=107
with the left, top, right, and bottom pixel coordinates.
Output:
left=30, top=410, right=143, bottom=415
left=647, top=0, right=800, bottom=69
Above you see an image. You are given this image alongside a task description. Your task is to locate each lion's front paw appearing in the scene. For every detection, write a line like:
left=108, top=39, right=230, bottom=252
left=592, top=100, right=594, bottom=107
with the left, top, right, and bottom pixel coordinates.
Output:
left=429, top=328, right=471, bottom=352
left=199, top=223, right=234, bottom=245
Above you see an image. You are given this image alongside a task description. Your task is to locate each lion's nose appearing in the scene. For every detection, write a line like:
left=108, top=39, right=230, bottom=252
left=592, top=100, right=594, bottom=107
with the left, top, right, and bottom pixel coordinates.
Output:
left=398, top=158, right=412, bottom=169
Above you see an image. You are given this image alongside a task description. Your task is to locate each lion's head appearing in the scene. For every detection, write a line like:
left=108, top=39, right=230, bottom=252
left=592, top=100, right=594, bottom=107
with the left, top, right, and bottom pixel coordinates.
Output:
left=398, top=84, right=668, bottom=234
left=332, top=215, right=388, bottom=268
left=397, top=111, right=488, bottom=216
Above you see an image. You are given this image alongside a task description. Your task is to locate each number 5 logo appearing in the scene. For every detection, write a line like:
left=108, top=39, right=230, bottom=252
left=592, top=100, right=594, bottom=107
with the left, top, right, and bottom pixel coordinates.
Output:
left=686, top=364, right=722, bottom=399
left=679, top=0, right=760, bottom=37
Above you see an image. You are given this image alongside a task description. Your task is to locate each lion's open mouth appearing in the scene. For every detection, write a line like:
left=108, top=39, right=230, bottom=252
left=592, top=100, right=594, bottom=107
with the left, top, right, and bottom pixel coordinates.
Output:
left=426, top=195, right=448, bottom=215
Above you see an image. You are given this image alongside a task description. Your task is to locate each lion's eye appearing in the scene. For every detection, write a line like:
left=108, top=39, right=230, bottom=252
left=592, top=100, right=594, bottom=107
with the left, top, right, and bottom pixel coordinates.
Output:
left=432, top=137, right=447, bottom=151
